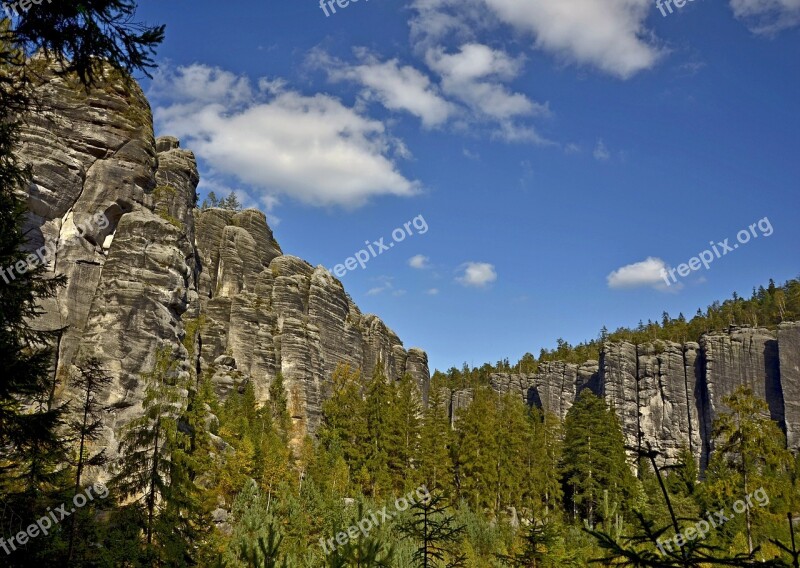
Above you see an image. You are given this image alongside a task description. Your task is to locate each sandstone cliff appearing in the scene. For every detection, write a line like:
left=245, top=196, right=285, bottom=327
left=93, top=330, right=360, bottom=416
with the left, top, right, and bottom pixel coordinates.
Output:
left=16, top=65, right=430, bottom=456
left=466, top=326, right=800, bottom=468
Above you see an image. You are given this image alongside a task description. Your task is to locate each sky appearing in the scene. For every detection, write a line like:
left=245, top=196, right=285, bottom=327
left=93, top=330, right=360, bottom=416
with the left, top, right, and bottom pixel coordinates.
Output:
left=134, top=0, right=799, bottom=373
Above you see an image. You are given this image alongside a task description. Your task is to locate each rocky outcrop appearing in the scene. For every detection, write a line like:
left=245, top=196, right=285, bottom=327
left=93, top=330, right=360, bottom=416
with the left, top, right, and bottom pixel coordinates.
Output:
left=15, top=64, right=430, bottom=460
left=778, top=323, right=800, bottom=451
left=482, top=327, right=798, bottom=468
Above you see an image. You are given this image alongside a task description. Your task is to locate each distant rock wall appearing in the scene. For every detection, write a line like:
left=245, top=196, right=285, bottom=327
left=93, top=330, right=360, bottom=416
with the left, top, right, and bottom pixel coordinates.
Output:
left=16, top=65, right=429, bottom=460
left=473, top=327, right=799, bottom=468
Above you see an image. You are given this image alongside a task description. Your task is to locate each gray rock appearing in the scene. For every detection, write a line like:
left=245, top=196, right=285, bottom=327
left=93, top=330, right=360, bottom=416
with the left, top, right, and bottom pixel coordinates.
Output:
left=14, top=63, right=431, bottom=472
left=778, top=322, right=800, bottom=451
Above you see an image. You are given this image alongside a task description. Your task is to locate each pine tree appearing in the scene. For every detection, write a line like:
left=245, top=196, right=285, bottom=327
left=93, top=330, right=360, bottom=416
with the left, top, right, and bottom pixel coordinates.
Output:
left=452, top=387, right=499, bottom=511
left=561, top=390, right=636, bottom=528
left=325, top=504, right=396, bottom=567
left=495, top=392, right=530, bottom=511
left=418, top=378, right=455, bottom=495
left=269, top=372, right=291, bottom=442
left=400, top=491, right=466, bottom=567
left=525, top=409, right=563, bottom=520
left=319, top=363, right=368, bottom=492
left=387, top=372, right=421, bottom=492
left=362, top=363, right=393, bottom=497
left=112, top=346, right=194, bottom=562
left=66, top=357, right=113, bottom=562
left=702, top=386, right=795, bottom=554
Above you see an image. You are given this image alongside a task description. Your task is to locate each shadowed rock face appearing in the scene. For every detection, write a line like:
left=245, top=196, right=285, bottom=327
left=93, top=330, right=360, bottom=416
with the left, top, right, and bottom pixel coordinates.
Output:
left=15, top=64, right=430, bottom=462
left=484, top=327, right=798, bottom=468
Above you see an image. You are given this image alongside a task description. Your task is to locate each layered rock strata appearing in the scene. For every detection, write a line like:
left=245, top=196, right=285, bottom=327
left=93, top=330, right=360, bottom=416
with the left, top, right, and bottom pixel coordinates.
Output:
left=16, top=65, right=429, bottom=459
left=474, top=327, right=799, bottom=468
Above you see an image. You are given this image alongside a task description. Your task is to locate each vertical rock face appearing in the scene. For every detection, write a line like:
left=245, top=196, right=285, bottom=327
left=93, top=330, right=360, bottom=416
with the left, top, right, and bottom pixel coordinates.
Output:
left=636, top=341, right=702, bottom=464
left=600, top=343, right=640, bottom=453
left=701, top=327, right=783, bottom=433
left=16, top=65, right=430, bottom=457
left=777, top=323, right=800, bottom=450
left=483, top=328, right=798, bottom=468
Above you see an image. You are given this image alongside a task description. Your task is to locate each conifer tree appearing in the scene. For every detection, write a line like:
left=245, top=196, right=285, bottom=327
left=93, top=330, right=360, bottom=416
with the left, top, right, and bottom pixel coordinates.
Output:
left=400, top=491, right=466, bottom=567
left=66, top=357, right=113, bottom=562
left=320, top=363, right=368, bottom=486
left=387, top=372, right=422, bottom=492
left=418, top=378, right=455, bottom=495
left=452, top=387, right=499, bottom=511
left=496, top=392, right=531, bottom=511
left=112, top=346, right=194, bottom=562
left=363, top=363, right=393, bottom=497
left=269, top=372, right=291, bottom=442
left=561, top=390, right=635, bottom=527
left=702, top=387, right=795, bottom=554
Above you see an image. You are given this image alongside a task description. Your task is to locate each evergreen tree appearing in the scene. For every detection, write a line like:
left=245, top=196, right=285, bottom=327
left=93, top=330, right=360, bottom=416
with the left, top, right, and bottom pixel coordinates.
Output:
left=112, top=346, right=195, bottom=563
left=400, top=491, right=466, bottom=567
left=452, top=387, right=499, bottom=511
left=269, top=372, right=291, bottom=442
left=418, top=377, right=455, bottom=495
left=561, top=390, right=636, bottom=528
left=66, top=357, right=113, bottom=562
left=701, top=387, right=795, bottom=555
left=362, top=363, right=394, bottom=497
left=388, top=372, right=422, bottom=492
left=319, top=363, right=368, bottom=491
left=495, top=392, right=530, bottom=511
left=525, top=409, right=563, bottom=520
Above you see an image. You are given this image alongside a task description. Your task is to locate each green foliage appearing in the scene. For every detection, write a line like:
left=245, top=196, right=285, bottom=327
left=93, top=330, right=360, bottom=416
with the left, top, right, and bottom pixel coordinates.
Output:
left=434, top=277, right=800, bottom=390
left=201, top=190, right=243, bottom=211
left=561, top=390, right=639, bottom=528
left=701, top=387, right=796, bottom=555
left=399, top=491, right=467, bottom=567
left=418, top=376, right=455, bottom=495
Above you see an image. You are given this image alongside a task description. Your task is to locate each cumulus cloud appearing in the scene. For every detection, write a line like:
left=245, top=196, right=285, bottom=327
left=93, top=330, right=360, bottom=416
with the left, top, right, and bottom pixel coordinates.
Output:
left=456, top=262, right=497, bottom=287
left=425, top=43, right=552, bottom=142
left=411, top=0, right=663, bottom=79
left=315, top=45, right=550, bottom=144
left=729, top=0, right=800, bottom=34
left=408, top=254, right=431, bottom=269
left=607, top=257, right=669, bottom=289
left=150, top=64, right=419, bottom=208
left=426, top=288, right=440, bottom=295
left=482, top=0, right=662, bottom=78
left=317, top=51, right=455, bottom=128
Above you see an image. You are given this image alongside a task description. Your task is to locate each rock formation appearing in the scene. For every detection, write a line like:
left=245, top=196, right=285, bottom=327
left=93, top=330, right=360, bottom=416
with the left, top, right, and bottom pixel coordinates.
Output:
left=12, top=63, right=798, bottom=474
left=466, top=326, right=800, bottom=468
left=15, top=64, right=429, bottom=458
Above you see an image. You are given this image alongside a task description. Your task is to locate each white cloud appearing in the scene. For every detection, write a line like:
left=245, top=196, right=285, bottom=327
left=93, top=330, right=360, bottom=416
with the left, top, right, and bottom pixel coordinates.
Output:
left=607, top=257, right=669, bottom=289
left=729, top=0, right=800, bottom=34
left=320, top=51, right=455, bottom=128
left=425, top=43, right=547, bottom=120
left=456, top=262, right=497, bottom=287
left=593, top=139, right=610, bottom=161
left=408, top=254, right=431, bottom=269
left=410, top=0, right=663, bottom=79
left=426, top=288, right=440, bottom=295
left=482, top=0, right=662, bottom=78
left=151, top=64, right=419, bottom=208
left=425, top=43, right=552, bottom=143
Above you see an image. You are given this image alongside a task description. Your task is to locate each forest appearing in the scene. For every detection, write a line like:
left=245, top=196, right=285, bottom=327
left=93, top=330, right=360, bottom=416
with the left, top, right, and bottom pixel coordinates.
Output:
left=2, top=2, right=800, bottom=567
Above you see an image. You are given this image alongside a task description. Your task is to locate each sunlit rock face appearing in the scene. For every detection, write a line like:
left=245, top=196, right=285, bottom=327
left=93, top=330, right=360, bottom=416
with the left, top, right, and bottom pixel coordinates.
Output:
left=15, top=64, right=430, bottom=468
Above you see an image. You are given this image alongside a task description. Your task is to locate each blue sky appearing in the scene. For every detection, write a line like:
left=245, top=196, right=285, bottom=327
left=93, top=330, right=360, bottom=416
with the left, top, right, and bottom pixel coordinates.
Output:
left=135, top=0, right=799, bottom=372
